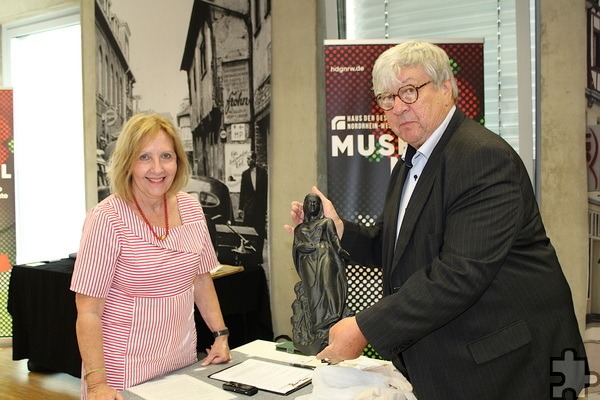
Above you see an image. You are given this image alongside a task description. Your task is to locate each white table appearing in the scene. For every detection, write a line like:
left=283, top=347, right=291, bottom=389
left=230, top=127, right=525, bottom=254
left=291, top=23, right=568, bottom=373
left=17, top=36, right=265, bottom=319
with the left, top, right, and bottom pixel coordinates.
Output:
left=121, top=340, right=395, bottom=399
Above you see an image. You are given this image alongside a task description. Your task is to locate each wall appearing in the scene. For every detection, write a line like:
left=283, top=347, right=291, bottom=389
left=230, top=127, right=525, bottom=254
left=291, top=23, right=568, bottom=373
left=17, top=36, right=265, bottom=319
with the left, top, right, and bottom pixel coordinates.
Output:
left=0, top=0, right=78, bottom=86
left=80, top=0, right=97, bottom=210
left=270, top=0, right=326, bottom=337
left=540, top=0, right=588, bottom=333
left=0, top=0, right=591, bottom=338
left=0, top=0, right=77, bottom=26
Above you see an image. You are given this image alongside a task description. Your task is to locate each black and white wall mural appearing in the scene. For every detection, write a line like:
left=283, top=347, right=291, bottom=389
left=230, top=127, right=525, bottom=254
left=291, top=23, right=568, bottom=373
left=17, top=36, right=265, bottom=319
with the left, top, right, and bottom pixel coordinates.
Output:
left=95, top=0, right=271, bottom=273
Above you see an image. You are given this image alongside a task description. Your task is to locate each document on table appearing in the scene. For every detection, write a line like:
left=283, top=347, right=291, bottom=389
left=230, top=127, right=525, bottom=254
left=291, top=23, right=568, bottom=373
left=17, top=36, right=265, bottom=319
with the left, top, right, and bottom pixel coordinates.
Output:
left=127, top=374, right=236, bottom=400
left=209, top=358, right=313, bottom=395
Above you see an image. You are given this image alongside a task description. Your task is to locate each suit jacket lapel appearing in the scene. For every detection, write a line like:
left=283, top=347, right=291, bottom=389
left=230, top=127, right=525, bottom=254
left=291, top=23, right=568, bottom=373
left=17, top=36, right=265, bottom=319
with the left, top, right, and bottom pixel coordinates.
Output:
left=382, top=159, right=410, bottom=276
left=389, top=109, right=467, bottom=272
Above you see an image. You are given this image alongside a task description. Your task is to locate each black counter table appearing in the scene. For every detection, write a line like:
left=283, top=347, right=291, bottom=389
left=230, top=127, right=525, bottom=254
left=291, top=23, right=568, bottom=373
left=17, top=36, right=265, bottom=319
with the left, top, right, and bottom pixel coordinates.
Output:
left=7, top=258, right=273, bottom=378
left=8, top=259, right=80, bottom=377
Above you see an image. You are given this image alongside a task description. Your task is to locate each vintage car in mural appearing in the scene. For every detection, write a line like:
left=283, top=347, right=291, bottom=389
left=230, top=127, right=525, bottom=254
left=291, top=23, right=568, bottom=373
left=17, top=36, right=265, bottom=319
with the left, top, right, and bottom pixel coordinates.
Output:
left=183, top=175, right=234, bottom=225
left=183, top=175, right=261, bottom=265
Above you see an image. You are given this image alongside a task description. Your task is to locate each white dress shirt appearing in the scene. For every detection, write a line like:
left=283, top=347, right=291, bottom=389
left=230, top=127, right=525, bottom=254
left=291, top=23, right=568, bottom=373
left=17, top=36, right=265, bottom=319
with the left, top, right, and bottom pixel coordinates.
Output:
left=395, top=106, right=456, bottom=241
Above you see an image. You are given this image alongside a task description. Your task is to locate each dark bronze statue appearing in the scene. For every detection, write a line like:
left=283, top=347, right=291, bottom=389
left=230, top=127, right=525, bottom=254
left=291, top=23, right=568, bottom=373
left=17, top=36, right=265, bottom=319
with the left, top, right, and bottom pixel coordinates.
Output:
left=291, top=193, right=353, bottom=355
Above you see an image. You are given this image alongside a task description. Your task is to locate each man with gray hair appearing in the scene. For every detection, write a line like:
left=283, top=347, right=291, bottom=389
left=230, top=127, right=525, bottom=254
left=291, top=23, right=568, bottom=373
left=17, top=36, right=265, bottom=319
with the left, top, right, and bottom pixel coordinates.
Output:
left=286, top=40, right=588, bottom=399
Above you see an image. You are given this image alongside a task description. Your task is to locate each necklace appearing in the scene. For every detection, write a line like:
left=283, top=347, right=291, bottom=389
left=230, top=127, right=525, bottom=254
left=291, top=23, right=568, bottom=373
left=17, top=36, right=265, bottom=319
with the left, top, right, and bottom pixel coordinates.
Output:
left=133, top=194, right=169, bottom=241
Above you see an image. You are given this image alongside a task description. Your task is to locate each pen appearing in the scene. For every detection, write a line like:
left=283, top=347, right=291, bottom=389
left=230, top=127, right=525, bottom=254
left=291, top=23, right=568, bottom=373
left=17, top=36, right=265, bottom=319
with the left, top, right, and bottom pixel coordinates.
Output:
left=289, top=362, right=316, bottom=370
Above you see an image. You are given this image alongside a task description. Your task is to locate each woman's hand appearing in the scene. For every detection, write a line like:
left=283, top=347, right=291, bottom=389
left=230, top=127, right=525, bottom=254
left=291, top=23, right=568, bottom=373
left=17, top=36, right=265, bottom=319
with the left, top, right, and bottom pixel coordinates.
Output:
left=201, top=336, right=231, bottom=366
left=87, top=382, right=124, bottom=400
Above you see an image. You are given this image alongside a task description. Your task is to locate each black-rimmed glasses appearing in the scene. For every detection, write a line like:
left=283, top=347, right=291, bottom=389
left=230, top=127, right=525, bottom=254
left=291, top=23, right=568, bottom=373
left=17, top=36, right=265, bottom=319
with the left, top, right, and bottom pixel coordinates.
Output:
left=376, top=81, right=432, bottom=111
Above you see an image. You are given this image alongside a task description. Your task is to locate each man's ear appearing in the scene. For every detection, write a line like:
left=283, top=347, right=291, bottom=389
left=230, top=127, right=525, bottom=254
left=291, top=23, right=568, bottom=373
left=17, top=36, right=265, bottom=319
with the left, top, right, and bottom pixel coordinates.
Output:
left=442, top=79, right=453, bottom=96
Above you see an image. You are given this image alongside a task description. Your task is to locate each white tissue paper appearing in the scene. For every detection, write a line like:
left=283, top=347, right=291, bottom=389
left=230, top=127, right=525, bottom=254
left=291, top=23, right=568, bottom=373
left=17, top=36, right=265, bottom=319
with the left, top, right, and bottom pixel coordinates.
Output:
left=295, top=364, right=417, bottom=400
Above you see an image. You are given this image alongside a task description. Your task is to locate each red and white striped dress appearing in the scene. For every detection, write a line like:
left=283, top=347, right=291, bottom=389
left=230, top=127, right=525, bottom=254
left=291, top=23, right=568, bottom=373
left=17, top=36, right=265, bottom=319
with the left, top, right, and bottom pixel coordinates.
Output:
left=70, top=192, right=218, bottom=394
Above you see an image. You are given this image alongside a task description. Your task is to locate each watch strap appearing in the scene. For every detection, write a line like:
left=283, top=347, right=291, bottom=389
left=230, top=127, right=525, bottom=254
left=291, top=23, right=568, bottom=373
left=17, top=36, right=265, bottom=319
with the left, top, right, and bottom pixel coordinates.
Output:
left=212, top=328, right=229, bottom=338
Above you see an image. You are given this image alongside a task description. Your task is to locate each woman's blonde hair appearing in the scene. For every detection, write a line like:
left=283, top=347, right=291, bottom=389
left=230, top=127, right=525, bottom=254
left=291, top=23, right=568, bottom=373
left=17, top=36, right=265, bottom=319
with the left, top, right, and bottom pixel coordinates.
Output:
left=107, top=113, right=190, bottom=202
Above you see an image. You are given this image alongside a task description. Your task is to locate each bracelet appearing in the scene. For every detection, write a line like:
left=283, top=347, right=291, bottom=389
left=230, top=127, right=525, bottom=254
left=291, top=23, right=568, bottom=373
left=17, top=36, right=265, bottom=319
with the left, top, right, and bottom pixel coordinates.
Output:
left=83, top=367, right=105, bottom=380
left=212, top=328, right=229, bottom=338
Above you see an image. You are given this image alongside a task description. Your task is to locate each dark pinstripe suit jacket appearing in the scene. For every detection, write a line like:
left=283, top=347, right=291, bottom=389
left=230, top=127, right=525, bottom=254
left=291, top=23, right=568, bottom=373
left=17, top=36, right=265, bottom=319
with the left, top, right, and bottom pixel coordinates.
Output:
left=342, top=109, right=587, bottom=399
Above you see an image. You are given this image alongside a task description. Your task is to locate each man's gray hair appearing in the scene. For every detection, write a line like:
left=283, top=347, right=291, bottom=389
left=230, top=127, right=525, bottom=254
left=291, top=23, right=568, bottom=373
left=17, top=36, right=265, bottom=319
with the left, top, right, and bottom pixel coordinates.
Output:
left=372, top=40, right=458, bottom=100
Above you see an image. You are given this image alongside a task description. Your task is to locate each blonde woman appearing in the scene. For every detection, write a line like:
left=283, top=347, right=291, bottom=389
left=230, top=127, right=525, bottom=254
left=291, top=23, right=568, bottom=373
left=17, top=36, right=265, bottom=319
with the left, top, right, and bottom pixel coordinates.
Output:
left=71, top=113, right=230, bottom=400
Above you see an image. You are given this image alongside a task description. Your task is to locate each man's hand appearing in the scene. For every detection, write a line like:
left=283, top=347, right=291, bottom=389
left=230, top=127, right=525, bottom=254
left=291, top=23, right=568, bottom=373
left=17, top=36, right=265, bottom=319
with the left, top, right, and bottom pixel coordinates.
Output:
left=316, top=317, right=368, bottom=364
left=311, top=186, right=344, bottom=238
left=283, top=200, right=304, bottom=233
left=284, top=186, right=344, bottom=238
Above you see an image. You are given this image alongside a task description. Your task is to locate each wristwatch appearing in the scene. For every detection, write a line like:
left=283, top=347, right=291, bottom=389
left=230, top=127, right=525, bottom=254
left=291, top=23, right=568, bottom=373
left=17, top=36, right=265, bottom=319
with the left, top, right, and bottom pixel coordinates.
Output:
left=212, top=328, right=230, bottom=338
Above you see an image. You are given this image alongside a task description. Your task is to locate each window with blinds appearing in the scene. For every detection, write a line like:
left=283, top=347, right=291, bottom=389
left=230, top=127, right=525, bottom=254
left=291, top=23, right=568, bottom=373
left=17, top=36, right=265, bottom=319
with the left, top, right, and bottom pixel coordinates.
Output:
left=343, top=0, right=536, bottom=178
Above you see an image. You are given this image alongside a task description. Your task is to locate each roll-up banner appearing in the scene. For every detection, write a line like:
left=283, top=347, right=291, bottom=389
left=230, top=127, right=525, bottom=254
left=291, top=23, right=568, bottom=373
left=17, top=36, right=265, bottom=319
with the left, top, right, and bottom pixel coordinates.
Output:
left=0, top=88, right=14, bottom=272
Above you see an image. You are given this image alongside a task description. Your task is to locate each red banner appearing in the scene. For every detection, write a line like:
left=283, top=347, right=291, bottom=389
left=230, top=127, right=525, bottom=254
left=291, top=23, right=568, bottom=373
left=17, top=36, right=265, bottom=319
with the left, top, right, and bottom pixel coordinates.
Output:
left=0, top=88, right=15, bottom=270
